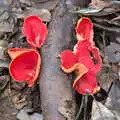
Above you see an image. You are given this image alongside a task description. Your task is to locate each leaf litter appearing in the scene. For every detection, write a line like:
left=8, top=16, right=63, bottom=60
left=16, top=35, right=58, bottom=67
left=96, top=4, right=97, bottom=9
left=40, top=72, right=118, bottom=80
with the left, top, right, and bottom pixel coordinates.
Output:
left=0, top=0, right=120, bottom=120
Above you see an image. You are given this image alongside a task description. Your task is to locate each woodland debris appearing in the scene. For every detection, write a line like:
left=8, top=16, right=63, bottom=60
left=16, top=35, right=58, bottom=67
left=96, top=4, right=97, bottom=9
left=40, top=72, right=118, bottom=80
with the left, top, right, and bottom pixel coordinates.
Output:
left=90, top=0, right=112, bottom=9
left=11, top=93, right=28, bottom=109
left=105, top=80, right=120, bottom=120
left=17, top=109, right=43, bottom=120
left=91, top=100, right=117, bottom=120
left=106, top=42, right=120, bottom=63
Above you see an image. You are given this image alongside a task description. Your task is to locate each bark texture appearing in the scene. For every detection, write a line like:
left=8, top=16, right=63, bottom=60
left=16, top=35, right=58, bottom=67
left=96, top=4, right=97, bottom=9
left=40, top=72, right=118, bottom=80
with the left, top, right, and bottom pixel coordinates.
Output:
left=39, top=1, right=76, bottom=120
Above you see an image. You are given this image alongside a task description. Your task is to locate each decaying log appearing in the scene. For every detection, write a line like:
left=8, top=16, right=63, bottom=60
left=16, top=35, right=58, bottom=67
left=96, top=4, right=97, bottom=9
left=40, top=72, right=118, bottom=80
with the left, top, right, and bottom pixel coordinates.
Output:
left=39, top=1, right=76, bottom=120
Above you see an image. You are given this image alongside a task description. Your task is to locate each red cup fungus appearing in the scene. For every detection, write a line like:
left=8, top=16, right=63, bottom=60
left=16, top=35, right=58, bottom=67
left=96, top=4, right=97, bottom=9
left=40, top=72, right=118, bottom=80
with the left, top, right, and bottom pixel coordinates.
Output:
left=22, top=16, right=48, bottom=48
left=60, top=17, right=102, bottom=95
left=75, top=17, right=94, bottom=46
left=8, top=15, right=48, bottom=87
left=8, top=48, right=41, bottom=87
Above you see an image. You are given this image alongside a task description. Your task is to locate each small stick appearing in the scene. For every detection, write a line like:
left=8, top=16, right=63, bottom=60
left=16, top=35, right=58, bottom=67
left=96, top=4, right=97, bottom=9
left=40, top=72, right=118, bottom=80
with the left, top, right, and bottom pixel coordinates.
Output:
left=84, top=95, right=88, bottom=120
left=75, top=95, right=85, bottom=120
left=102, top=31, right=106, bottom=57
left=94, top=23, right=120, bottom=33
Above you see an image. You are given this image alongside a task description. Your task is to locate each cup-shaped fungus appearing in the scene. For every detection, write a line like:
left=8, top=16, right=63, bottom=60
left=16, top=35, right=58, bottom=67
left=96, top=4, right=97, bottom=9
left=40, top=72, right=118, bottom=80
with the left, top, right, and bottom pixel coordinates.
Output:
left=8, top=48, right=32, bottom=59
left=60, top=17, right=102, bottom=95
left=75, top=17, right=94, bottom=46
left=8, top=48, right=41, bottom=87
left=60, top=41, right=101, bottom=94
left=73, top=71, right=100, bottom=95
left=22, top=15, right=48, bottom=48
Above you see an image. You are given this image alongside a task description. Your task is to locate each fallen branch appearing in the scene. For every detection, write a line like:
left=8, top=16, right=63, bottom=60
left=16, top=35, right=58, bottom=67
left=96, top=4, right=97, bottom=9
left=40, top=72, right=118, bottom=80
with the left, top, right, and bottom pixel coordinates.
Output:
left=39, top=1, right=76, bottom=120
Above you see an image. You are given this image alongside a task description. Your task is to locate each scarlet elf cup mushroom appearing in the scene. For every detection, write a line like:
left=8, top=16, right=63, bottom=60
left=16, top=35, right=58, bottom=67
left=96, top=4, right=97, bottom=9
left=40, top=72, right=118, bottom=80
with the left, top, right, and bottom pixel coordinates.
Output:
left=60, top=17, right=102, bottom=95
left=8, top=48, right=41, bottom=87
left=8, top=16, right=48, bottom=87
left=22, top=16, right=48, bottom=48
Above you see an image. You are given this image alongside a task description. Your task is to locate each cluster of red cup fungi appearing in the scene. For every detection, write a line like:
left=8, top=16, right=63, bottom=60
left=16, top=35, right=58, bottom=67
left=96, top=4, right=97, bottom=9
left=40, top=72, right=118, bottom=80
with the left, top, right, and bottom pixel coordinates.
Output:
left=8, top=16, right=102, bottom=94
left=60, top=17, right=102, bottom=95
left=8, top=16, right=48, bottom=87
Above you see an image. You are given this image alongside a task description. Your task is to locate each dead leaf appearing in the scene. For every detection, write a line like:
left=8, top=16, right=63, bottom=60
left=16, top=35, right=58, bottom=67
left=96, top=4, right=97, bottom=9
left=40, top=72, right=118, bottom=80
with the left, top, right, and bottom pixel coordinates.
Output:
left=0, top=75, right=9, bottom=91
left=0, top=11, right=15, bottom=33
left=11, top=81, right=26, bottom=91
left=93, top=80, right=120, bottom=120
left=0, top=96, right=17, bottom=120
left=97, top=66, right=118, bottom=91
left=11, top=93, right=28, bottom=109
left=17, top=109, right=43, bottom=120
left=105, top=80, right=120, bottom=120
left=89, top=0, right=112, bottom=9
left=19, top=0, right=32, bottom=6
left=31, top=0, right=58, bottom=11
left=106, top=42, right=120, bottom=63
left=91, top=100, right=117, bottom=120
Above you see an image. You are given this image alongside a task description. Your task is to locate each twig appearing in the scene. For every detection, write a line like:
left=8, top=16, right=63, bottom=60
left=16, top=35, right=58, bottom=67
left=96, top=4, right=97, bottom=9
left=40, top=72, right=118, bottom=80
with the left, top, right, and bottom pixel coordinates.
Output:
left=107, top=81, right=113, bottom=95
left=94, top=23, right=120, bottom=33
left=84, top=95, right=88, bottom=120
left=102, top=31, right=106, bottom=57
left=75, top=95, right=84, bottom=120
left=93, top=17, right=120, bottom=27
left=111, top=16, right=120, bottom=22
left=32, top=0, right=49, bottom=3
left=0, top=79, right=9, bottom=98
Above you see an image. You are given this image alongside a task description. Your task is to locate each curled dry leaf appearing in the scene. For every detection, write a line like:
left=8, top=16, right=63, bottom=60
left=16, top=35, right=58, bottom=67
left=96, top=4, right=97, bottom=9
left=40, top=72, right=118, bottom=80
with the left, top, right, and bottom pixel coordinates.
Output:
left=22, top=15, right=48, bottom=48
left=60, top=18, right=102, bottom=95
left=8, top=48, right=41, bottom=87
left=89, top=0, right=112, bottom=9
left=92, top=100, right=116, bottom=120
left=105, top=81, right=120, bottom=120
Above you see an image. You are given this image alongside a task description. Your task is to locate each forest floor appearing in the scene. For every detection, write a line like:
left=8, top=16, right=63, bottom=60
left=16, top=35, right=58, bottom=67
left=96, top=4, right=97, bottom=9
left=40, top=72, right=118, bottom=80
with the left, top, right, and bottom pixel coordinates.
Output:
left=0, top=0, right=120, bottom=120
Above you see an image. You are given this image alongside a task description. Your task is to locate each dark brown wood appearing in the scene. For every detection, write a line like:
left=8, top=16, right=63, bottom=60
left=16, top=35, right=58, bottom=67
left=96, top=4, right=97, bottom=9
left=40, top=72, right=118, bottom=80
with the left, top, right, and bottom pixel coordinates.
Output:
left=39, top=1, right=76, bottom=120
